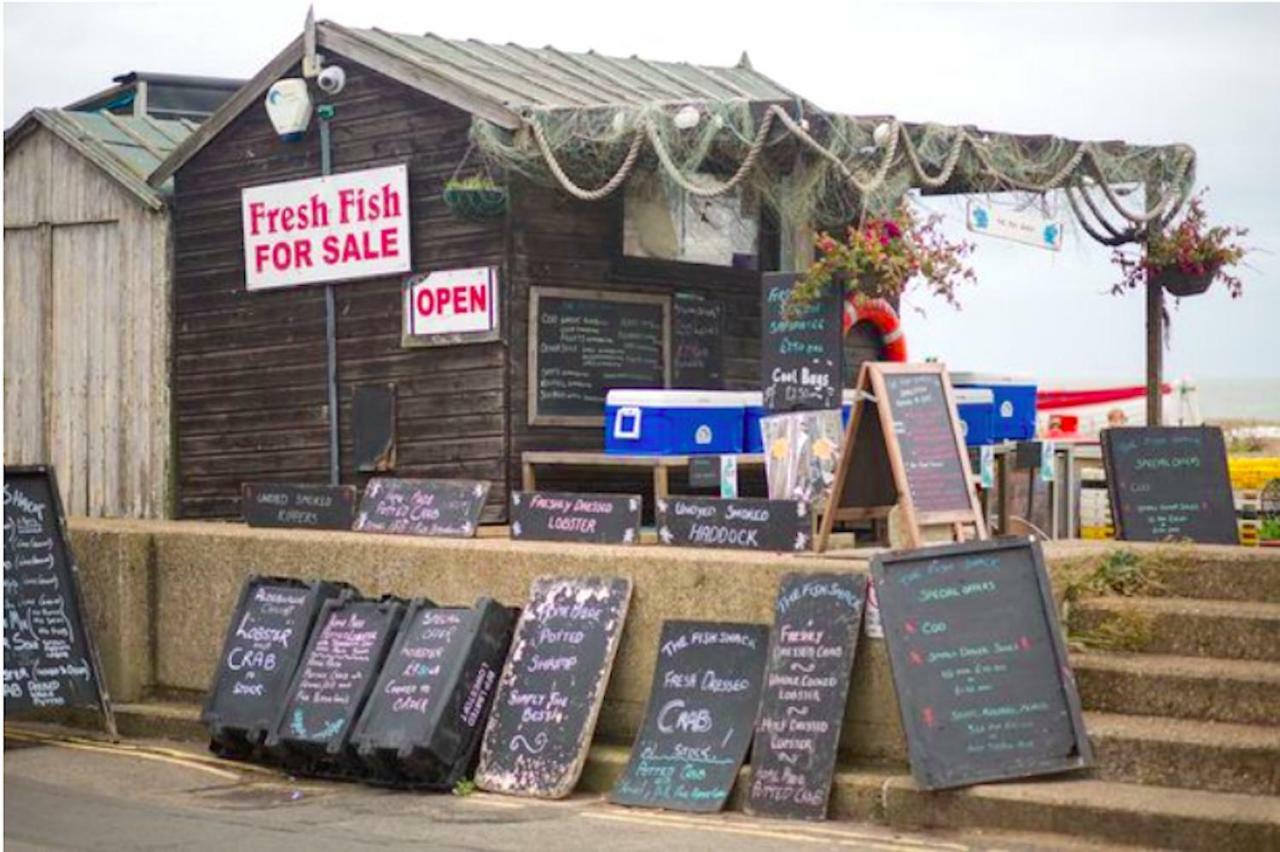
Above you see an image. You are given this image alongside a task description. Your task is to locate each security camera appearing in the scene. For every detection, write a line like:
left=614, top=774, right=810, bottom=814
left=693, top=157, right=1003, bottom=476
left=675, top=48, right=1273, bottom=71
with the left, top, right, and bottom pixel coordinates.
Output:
left=317, top=65, right=346, bottom=95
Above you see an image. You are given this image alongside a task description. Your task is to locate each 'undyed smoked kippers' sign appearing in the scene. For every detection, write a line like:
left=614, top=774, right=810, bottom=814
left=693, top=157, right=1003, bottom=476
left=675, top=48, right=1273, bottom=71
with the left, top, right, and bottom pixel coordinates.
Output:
left=656, top=496, right=811, bottom=552
left=241, top=483, right=357, bottom=531
left=509, top=491, right=642, bottom=545
left=241, top=164, right=410, bottom=290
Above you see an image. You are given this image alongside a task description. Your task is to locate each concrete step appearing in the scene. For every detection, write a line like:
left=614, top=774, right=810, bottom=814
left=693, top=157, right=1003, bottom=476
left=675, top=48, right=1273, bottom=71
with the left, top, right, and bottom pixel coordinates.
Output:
left=579, top=745, right=1280, bottom=852
left=1085, top=711, right=1280, bottom=796
left=1072, top=651, right=1280, bottom=725
left=1141, top=553, right=1280, bottom=604
left=1069, top=596, right=1280, bottom=662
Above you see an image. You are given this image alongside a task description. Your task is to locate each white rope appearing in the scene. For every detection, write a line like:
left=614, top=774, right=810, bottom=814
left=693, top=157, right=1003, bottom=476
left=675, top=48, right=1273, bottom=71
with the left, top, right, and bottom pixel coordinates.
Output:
left=529, top=116, right=644, bottom=201
left=644, top=107, right=777, bottom=197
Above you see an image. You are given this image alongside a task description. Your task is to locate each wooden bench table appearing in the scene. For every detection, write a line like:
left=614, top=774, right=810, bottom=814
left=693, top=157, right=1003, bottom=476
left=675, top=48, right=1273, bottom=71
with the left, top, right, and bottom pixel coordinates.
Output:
left=520, top=451, right=767, bottom=499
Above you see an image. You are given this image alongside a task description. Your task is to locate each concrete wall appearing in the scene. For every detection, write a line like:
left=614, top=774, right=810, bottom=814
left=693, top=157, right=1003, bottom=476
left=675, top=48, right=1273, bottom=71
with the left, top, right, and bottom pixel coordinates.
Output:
left=64, top=518, right=1266, bottom=766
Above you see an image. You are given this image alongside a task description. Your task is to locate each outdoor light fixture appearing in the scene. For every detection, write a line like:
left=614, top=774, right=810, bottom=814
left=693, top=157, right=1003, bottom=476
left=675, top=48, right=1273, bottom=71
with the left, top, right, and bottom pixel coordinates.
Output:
left=264, top=78, right=313, bottom=142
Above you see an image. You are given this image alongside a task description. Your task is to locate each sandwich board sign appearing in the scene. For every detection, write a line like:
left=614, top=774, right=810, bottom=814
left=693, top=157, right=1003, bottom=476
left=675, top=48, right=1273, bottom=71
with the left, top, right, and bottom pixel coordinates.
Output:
left=817, top=362, right=987, bottom=551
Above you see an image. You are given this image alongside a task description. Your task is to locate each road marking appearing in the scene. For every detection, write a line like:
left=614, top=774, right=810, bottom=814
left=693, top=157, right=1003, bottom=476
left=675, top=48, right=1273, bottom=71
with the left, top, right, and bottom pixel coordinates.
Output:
left=5, top=731, right=242, bottom=781
left=584, top=809, right=952, bottom=851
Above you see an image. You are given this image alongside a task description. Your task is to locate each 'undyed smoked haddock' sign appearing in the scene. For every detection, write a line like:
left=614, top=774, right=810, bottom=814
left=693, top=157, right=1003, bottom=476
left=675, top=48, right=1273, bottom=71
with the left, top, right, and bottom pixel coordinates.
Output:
left=872, top=538, right=1092, bottom=790
left=1101, top=426, right=1238, bottom=544
left=354, top=478, right=490, bottom=538
left=747, top=573, right=867, bottom=820
left=476, top=577, right=632, bottom=798
left=3, top=466, right=115, bottom=736
left=610, top=620, right=769, bottom=812
left=510, top=491, right=642, bottom=545
left=242, top=164, right=410, bottom=290
left=241, top=483, right=357, bottom=531
left=656, top=495, right=811, bottom=552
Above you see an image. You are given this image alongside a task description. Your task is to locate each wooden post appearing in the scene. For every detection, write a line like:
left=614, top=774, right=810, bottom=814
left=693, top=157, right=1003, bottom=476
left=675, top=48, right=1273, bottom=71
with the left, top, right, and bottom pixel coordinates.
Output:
left=1144, top=178, right=1163, bottom=427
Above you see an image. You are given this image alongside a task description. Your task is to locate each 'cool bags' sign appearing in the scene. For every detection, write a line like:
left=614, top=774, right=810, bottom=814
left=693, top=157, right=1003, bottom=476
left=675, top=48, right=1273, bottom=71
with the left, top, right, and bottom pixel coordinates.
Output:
left=241, top=164, right=411, bottom=290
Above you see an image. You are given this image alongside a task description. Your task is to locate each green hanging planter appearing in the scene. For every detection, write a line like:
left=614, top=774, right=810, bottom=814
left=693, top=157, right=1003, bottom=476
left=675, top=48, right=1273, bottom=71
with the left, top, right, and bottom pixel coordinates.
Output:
left=443, top=179, right=508, bottom=221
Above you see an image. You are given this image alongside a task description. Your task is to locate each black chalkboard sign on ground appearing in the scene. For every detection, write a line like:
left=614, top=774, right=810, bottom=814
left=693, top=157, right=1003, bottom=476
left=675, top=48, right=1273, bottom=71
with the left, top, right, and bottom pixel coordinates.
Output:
left=476, top=576, right=632, bottom=798
left=673, top=292, right=724, bottom=389
left=871, top=538, right=1092, bottom=790
left=818, top=362, right=987, bottom=551
left=656, top=496, right=811, bottom=552
left=747, top=573, right=867, bottom=820
left=241, top=483, right=358, bottom=531
left=351, top=598, right=517, bottom=789
left=528, top=286, right=671, bottom=426
left=610, top=620, right=769, bottom=812
left=1101, top=426, right=1238, bottom=545
left=266, top=593, right=409, bottom=776
left=3, top=466, right=116, bottom=737
left=202, top=576, right=351, bottom=759
left=509, top=491, right=642, bottom=545
left=353, top=478, right=490, bottom=538
left=761, top=272, right=843, bottom=413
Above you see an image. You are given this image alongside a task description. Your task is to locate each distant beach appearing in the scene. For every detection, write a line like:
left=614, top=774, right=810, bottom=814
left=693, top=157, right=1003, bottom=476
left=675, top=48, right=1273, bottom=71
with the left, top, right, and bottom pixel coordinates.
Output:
left=1042, top=376, right=1280, bottom=423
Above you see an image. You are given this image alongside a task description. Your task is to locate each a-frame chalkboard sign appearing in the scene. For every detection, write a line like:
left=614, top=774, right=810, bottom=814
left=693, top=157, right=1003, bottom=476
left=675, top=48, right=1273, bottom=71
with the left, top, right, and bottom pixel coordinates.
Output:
left=4, top=465, right=117, bottom=739
left=816, top=363, right=987, bottom=551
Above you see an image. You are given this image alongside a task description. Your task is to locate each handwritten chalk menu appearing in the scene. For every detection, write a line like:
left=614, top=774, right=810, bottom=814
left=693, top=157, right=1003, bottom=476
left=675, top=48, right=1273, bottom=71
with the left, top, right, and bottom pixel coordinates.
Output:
left=761, top=272, right=842, bottom=413
left=354, top=478, right=489, bottom=538
left=656, top=496, right=811, bottom=552
left=610, top=621, right=769, bottom=812
left=882, top=372, right=972, bottom=515
left=673, top=292, right=724, bottom=389
left=351, top=598, right=516, bottom=787
left=203, top=576, right=347, bottom=755
left=267, top=594, right=406, bottom=766
left=747, top=573, right=867, bottom=820
left=3, top=467, right=113, bottom=731
left=242, top=483, right=357, bottom=530
left=1101, top=426, right=1237, bottom=544
left=476, top=576, right=632, bottom=798
left=871, top=538, right=1091, bottom=790
left=510, top=491, right=642, bottom=545
left=529, top=287, right=670, bottom=425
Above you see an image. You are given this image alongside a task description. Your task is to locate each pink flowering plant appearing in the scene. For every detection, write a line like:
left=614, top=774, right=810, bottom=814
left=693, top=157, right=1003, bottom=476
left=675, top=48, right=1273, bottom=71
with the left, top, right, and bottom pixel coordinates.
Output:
left=789, top=204, right=976, bottom=316
left=1111, top=193, right=1249, bottom=298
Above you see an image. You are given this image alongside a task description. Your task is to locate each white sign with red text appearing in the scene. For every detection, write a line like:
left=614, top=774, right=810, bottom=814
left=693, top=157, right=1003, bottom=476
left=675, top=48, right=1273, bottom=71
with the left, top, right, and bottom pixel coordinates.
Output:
left=404, top=266, right=499, bottom=342
left=241, top=164, right=410, bottom=290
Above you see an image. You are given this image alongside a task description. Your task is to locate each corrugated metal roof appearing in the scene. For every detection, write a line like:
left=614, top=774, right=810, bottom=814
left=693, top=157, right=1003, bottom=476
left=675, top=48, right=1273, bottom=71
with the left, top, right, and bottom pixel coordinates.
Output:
left=5, top=107, right=194, bottom=208
left=346, top=28, right=802, bottom=110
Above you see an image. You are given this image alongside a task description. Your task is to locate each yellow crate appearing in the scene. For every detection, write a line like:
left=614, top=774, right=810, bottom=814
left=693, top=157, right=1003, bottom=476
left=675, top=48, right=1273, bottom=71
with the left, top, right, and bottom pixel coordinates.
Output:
left=1081, top=525, right=1114, bottom=540
left=1228, top=457, right=1280, bottom=490
left=1240, top=519, right=1260, bottom=547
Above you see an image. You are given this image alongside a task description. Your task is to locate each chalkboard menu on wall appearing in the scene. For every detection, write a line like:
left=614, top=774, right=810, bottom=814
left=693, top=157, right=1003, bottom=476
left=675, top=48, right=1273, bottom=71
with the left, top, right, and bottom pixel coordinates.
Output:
left=747, top=573, right=867, bottom=820
left=761, top=273, right=842, bottom=412
left=881, top=372, right=974, bottom=516
left=267, top=594, right=407, bottom=771
left=871, top=538, right=1092, bottom=790
left=510, top=491, right=642, bottom=545
left=3, top=467, right=114, bottom=732
left=673, top=292, right=724, bottom=389
left=656, top=496, right=811, bottom=552
left=529, top=287, right=670, bottom=426
left=476, top=576, right=632, bottom=798
left=354, top=478, right=490, bottom=538
left=242, top=483, right=357, bottom=531
left=610, top=620, right=769, bottom=812
left=1101, top=426, right=1238, bottom=544
left=203, top=576, right=349, bottom=757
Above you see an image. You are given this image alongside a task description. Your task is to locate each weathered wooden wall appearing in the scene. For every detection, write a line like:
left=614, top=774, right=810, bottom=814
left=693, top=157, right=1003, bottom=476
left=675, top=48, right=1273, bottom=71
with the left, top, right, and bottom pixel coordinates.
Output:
left=169, top=58, right=507, bottom=520
left=3, top=126, right=171, bottom=518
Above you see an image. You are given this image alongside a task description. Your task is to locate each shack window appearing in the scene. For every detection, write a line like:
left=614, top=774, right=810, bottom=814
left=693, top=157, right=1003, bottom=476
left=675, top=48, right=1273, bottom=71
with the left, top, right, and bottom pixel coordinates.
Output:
left=622, top=173, right=760, bottom=268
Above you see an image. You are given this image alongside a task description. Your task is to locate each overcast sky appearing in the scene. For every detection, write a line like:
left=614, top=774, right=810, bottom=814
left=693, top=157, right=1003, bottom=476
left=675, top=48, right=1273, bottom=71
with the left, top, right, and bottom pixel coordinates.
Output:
left=5, top=2, right=1278, bottom=386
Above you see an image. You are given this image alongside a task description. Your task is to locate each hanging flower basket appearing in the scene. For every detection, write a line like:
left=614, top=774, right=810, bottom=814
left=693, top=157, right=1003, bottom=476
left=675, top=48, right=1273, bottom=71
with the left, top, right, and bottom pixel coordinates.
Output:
left=443, top=178, right=508, bottom=221
left=1153, top=263, right=1217, bottom=298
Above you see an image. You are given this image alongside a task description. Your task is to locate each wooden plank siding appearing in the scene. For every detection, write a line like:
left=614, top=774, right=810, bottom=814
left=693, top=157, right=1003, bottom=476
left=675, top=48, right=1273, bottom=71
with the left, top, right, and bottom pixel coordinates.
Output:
left=3, top=126, right=171, bottom=518
left=170, top=57, right=509, bottom=520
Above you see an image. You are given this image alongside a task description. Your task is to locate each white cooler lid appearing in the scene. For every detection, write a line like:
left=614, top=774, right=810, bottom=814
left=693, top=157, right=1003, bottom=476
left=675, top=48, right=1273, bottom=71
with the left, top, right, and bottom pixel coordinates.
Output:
left=950, top=371, right=1036, bottom=386
left=953, top=388, right=995, bottom=405
left=605, top=389, right=745, bottom=408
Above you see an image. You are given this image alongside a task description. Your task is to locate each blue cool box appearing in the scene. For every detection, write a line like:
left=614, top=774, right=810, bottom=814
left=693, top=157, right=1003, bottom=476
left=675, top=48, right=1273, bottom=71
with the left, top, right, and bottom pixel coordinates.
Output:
left=954, top=387, right=996, bottom=447
left=740, top=391, right=858, bottom=454
left=952, top=373, right=1038, bottom=440
left=605, top=390, right=745, bottom=455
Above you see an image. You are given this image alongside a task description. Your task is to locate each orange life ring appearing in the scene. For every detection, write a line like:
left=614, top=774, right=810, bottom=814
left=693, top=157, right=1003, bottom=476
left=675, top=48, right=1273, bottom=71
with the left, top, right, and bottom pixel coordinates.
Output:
left=843, top=296, right=907, bottom=362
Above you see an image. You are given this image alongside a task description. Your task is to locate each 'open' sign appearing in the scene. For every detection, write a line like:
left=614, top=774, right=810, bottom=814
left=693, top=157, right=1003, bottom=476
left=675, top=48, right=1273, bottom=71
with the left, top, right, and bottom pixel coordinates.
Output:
left=403, top=267, right=499, bottom=343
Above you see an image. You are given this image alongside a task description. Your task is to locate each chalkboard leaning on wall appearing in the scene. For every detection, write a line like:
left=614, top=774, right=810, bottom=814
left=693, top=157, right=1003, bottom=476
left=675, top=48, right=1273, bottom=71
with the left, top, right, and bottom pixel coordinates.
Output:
left=3, top=466, right=117, bottom=738
left=527, top=287, right=671, bottom=427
